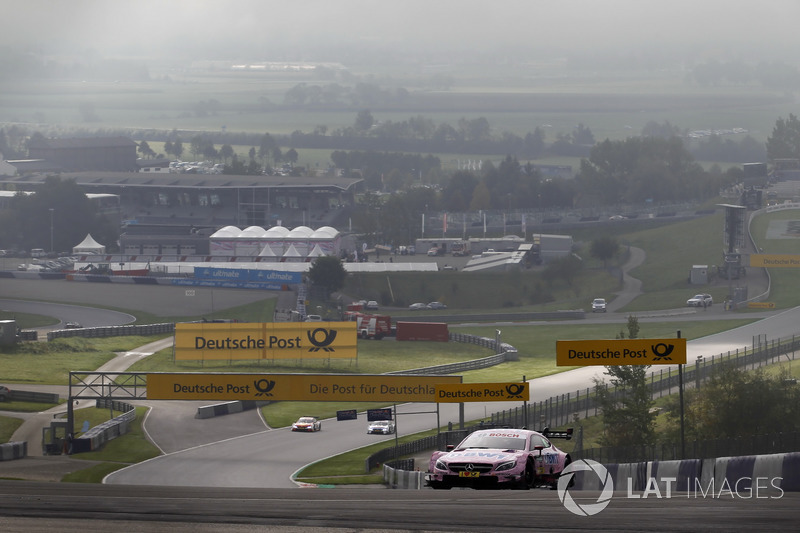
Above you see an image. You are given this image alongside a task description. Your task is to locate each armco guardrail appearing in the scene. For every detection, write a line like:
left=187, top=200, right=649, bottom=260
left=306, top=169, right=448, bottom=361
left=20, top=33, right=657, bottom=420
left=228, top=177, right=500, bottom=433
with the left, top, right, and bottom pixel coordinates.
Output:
left=47, top=323, right=174, bottom=341
left=389, top=332, right=516, bottom=376
left=571, top=452, right=799, bottom=493
left=17, top=330, right=38, bottom=341
left=383, top=463, right=426, bottom=489
left=196, top=400, right=266, bottom=419
left=72, top=399, right=136, bottom=453
left=392, top=310, right=584, bottom=323
left=368, top=426, right=486, bottom=473
left=0, top=441, right=27, bottom=462
left=9, top=389, right=59, bottom=404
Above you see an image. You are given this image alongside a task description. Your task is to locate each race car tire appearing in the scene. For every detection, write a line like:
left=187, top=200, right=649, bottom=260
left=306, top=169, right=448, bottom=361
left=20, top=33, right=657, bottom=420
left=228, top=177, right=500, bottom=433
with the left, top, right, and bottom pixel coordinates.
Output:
left=518, top=460, right=535, bottom=490
left=553, top=457, right=575, bottom=490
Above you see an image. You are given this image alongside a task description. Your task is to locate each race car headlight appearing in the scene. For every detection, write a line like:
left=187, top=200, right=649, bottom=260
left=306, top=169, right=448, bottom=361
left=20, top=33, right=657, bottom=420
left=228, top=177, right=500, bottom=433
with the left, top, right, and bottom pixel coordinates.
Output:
left=494, top=460, right=517, bottom=472
left=435, top=459, right=448, bottom=471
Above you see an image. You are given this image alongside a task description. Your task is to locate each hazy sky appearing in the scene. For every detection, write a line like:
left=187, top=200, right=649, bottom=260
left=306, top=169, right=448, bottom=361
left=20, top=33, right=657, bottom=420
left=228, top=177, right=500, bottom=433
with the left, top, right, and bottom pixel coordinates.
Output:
left=7, top=0, right=800, bottom=65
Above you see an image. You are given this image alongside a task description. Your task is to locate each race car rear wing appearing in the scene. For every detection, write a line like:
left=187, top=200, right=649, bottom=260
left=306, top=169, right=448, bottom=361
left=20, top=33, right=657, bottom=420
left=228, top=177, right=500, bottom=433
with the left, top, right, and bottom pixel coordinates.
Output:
left=541, top=427, right=573, bottom=440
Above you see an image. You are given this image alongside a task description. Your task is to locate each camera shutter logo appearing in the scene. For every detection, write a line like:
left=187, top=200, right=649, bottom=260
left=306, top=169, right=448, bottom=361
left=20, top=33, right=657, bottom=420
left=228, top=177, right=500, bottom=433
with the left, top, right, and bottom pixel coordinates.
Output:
left=557, top=459, right=614, bottom=516
left=307, top=328, right=337, bottom=352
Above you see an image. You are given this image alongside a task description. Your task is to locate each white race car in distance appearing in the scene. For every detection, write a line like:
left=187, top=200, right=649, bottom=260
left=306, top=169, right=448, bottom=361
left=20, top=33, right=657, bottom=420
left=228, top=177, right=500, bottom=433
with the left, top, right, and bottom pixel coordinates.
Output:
left=367, top=420, right=396, bottom=434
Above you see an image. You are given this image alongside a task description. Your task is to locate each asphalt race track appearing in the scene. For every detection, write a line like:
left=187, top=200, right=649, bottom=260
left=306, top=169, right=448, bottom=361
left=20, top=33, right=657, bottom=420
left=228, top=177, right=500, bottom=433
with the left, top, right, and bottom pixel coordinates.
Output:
left=1, top=481, right=799, bottom=532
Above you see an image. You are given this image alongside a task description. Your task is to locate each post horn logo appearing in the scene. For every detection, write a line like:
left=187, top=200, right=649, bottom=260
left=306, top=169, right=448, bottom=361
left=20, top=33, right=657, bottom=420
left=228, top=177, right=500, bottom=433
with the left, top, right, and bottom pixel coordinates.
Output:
left=253, top=379, right=276, bottom=397
left=651, top=343, right=675, bottom=361
left=307, top=328, right=337, bottom=352
left=504, top=383, right=526, bottom=399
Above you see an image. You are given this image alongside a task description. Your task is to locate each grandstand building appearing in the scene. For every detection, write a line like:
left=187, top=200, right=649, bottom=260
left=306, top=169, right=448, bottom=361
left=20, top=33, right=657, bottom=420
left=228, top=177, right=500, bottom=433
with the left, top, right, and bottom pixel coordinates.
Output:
left=0, top=169, right=363, bottom=255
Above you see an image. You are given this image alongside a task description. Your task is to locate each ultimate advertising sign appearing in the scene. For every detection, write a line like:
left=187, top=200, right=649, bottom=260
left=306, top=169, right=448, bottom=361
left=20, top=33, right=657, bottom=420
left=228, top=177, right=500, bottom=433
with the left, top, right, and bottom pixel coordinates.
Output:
left=435, top=382, right=529, bottom=403
left=171, top=267, right=303, bottom=290
left=556, top=338, right=687, bottom=366
left=194, top=267, right=303, bottom=284
left=146, top=373, right=462, bottom=402
left=174, top=322, right=357, bottom=361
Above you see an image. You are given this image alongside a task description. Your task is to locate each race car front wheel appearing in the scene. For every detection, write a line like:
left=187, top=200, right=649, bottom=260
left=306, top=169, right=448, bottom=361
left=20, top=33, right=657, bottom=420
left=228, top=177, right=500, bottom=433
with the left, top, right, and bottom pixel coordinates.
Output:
left=518, top=460, right=535, bottom=490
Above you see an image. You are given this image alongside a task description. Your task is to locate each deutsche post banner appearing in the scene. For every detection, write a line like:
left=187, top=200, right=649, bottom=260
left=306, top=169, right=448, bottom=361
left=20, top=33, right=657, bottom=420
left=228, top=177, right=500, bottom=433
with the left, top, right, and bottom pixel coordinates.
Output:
left=174, top=322, right=357, bottom=361
left=749, top=254, right=800, bottom=268
left=556, top=338, right=686, bottom=366
left=435, top=382, right=529, bottom=403
left=146, top=373, right=462, bottom=402
left=747, top=301, right=776, bottom=309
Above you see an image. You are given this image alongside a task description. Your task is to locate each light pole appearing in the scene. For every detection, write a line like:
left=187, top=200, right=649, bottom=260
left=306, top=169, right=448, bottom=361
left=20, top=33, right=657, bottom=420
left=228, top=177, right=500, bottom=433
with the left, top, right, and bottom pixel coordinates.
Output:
left=49, top=208, right=54, bottom=254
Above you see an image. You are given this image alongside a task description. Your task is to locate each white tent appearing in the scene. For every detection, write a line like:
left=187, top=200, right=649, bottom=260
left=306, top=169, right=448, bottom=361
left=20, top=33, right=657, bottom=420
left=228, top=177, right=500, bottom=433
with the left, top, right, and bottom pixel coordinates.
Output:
left=282, top=243, right=303, bottom=262
left=257, top=244, right=278, bottom=257
left=72, top=234, right=106, bottom=254
left=306, top=244, right=325, bottom=261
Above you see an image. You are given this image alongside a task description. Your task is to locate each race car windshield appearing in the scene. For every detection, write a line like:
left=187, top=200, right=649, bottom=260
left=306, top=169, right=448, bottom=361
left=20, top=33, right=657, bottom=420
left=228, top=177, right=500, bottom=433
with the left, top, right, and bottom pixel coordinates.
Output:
left=298, top=418, right=314, bottom=423
left=459, top=434, right=526, bottom=451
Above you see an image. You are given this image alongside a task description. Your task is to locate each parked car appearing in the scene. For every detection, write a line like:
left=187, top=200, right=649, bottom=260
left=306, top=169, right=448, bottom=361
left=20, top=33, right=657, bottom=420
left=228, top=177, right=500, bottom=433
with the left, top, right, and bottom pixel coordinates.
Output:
left=687, top=294, right=713, bottom=307
left=367, top=420, right=396, bottom=435
left=426, top=427, right=573, bottom=490
left=291, top=416, right=322, bottom=432
left=305, top=314, right=323, bottom=322
left=591, top=298, right=607, bottom=312
left=427, top=247, right=441, bottom=256
left=427, top=301, right=447, bottom=310
left=365, top=300, right=379, bottom=310
left=409, top=302, right=428, bottom=310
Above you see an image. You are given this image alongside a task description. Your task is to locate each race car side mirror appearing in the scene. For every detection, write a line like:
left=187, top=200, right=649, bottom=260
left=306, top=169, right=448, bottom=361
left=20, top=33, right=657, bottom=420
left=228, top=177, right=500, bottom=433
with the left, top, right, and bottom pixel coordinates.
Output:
left=446, top=444, right=455, bottom=451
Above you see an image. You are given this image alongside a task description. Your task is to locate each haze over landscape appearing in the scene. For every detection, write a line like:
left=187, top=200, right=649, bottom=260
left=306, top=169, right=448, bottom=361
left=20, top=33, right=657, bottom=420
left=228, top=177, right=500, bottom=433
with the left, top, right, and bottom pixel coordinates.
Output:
left=7, top=0, right=800, bottom=67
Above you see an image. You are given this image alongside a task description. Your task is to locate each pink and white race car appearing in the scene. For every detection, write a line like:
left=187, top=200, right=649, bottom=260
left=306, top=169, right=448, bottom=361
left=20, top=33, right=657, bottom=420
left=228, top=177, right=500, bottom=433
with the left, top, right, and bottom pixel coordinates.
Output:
left=426, top=427, right=572, bottom=490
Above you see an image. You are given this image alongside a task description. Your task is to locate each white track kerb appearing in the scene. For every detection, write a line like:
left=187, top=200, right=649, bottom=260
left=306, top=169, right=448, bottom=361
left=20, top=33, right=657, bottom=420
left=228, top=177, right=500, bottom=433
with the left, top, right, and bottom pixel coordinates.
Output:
left=557, top=459, right=614, bottom=516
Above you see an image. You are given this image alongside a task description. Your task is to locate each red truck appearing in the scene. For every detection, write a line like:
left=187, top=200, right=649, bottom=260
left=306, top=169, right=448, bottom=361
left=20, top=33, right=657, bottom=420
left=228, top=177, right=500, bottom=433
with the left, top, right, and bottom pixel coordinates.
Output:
left=344, top=312, right=391, bottom=340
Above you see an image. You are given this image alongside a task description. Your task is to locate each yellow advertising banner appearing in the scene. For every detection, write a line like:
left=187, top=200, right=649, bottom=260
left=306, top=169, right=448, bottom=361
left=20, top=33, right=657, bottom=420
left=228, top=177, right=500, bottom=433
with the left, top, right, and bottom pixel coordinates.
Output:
left=174, top=322, right=357, bottom=361
left=556, top=338, right=686, bottom=366
left=749, top=254, right=800, bottom=268
left=435, top=382, right=529, bottom=403
left=747, top=302, right=776, bottom=309
left=146, top=373, right=462, bottom=402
